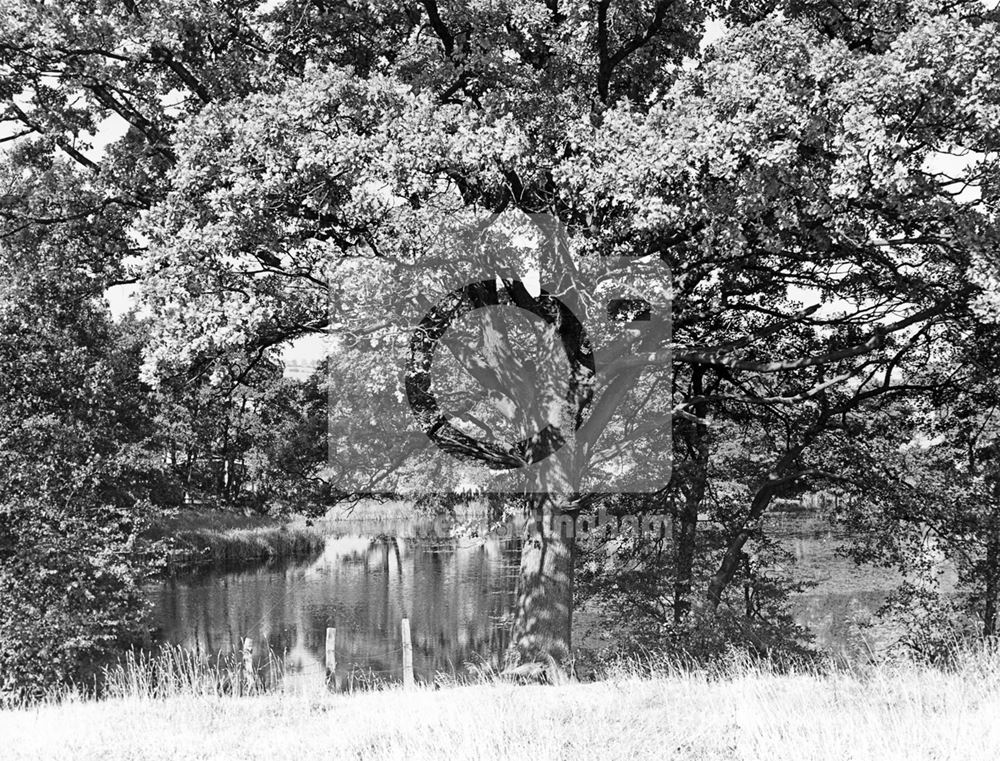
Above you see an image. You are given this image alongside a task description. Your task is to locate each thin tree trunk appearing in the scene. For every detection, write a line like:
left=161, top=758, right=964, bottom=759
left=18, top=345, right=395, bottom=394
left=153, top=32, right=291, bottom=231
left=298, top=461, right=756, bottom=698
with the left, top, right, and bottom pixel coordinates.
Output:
left=706, top=445, right=806, bottom=609
left=704, top=408, right=834, bottom=611
left=673, top=458, right=707, bottom=622
left=674, top=367, right=708, bottom=623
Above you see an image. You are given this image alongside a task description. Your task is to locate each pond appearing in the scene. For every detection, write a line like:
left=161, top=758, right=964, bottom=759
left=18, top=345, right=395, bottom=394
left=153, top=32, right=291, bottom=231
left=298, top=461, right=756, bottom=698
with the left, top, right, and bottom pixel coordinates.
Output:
left=146, top=512, right=914, bottom=688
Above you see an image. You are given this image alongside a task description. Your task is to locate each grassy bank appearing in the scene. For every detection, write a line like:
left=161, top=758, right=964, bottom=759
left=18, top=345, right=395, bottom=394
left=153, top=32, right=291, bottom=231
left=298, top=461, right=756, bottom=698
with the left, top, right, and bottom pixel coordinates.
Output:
left=321, top=497, right=496, bottom=523
left=5, top=648, right=1000, bottom=760
left=147, top=509, right=326, bottom=571
left=146, top=498, right=493, bottom=571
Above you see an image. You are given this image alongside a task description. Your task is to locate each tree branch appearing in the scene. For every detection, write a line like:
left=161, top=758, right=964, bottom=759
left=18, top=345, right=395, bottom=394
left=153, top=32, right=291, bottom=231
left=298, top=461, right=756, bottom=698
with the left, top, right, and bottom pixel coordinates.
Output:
left=7, top=103, right=99, bottom=173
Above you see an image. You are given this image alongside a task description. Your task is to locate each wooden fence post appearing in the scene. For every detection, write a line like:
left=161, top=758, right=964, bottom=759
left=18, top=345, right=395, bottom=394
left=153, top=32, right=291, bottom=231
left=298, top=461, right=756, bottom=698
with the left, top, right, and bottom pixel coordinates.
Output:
left=325, top=627, right=339, bottom=690
left=242, top=636, right=254, bottom=694
left=325, top=627, right=337, bottom=672
left=401, top=618, right=414, bottom=689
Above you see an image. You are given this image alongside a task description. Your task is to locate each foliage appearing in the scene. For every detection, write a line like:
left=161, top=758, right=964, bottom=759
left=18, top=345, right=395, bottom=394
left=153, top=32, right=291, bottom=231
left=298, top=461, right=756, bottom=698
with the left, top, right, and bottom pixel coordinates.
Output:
left=0, top=152, right=156, bottom=701
left=831, top=342, right=1000, bottom=646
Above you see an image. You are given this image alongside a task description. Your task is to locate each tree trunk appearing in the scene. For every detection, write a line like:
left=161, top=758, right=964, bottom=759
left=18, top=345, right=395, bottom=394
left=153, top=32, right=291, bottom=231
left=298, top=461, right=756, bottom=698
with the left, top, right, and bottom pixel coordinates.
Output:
left=508, top=494, right=575, bottom=672
left=674, top=367, right=708, bottom=623
left=674, top=464, right=705, bottom=623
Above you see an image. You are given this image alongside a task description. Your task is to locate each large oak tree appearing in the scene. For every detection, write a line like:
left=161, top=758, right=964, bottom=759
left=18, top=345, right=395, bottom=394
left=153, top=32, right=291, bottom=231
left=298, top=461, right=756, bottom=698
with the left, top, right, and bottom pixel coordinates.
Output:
left=4, top=0, right=1000, bottom=671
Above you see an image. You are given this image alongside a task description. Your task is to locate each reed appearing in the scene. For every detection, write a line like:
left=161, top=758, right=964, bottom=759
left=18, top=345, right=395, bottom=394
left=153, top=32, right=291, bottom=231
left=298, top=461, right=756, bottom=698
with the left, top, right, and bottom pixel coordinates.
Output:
left=101, top=646, right=247, bottom=699
left=164, top=525, right=326, bottom=570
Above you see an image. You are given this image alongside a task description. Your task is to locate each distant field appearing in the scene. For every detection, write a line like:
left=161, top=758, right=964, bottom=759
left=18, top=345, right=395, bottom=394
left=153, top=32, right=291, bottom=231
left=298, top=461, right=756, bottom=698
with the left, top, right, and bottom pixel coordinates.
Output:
left=4, top=650, right=999, bottom=760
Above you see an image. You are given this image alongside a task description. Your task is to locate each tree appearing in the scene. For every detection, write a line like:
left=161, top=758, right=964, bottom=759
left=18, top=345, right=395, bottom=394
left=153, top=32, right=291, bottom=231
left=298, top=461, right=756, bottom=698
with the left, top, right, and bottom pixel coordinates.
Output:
left=0, top=148, right=156, bottom=700
left=151, top=348, right=299, bottom=507
left=829, top=320, right=1000, bottom=654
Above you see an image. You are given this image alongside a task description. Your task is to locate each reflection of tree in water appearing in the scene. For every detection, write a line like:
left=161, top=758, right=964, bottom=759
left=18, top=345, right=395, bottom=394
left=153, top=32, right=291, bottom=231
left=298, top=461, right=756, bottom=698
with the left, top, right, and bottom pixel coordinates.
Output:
left=147, top=526, right=522, bottom=688
left=793, top=591, right=892, bottom=661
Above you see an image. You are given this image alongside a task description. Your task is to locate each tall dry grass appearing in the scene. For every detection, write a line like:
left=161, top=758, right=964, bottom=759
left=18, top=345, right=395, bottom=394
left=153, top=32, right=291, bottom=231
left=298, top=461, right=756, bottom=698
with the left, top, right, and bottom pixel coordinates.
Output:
left=146, top=508, right=326, bottom=571
left=162, top=525, right=325, bottom=570
left=3, top=643, right=999, bottom=760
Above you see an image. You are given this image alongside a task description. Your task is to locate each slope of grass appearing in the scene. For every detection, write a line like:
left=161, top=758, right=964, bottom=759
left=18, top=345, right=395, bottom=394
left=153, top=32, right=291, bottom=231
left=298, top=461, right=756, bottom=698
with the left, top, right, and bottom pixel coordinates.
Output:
left=165, top=524, right=325, bottom=568
left=4, top=648, right=1000, bottom=760
left=147, top=508, right=326, bottom=571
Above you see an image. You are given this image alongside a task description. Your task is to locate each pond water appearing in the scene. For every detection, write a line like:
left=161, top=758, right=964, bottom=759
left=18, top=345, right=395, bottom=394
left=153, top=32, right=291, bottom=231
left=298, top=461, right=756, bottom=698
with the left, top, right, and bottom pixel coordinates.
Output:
left=146, top=513, right=912, bottom=688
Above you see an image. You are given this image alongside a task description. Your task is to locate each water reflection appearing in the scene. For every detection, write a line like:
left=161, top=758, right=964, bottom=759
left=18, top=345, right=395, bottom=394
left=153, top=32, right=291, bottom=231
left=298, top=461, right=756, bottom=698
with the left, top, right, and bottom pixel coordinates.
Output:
left=148, top=514, right=915, bottom=686
left=148, top=530, right=522, bottom=687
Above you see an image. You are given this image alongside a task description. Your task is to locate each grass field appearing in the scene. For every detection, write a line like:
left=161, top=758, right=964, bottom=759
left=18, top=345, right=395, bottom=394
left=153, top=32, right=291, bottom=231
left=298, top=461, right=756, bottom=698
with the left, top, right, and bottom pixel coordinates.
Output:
left=4, top=647, right=999, bottom=760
